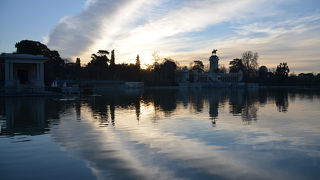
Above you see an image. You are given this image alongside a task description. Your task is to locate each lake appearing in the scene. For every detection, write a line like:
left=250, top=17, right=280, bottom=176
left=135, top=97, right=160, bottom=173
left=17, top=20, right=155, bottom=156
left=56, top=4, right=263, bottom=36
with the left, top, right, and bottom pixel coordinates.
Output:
left=1, top=88, right=320, bottom=180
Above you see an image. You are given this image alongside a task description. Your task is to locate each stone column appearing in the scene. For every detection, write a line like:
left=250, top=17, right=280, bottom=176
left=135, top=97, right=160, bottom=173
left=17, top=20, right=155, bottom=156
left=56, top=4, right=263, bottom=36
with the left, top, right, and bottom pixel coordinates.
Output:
left=4, top=62, right=9, bottom=87
left=9, top=63, right=13, bottom=80
left=36, top=63, right=40, bottom=80
left=39, top=63, right=44, bottom=88
left=40, top=63, right=44, bottom=81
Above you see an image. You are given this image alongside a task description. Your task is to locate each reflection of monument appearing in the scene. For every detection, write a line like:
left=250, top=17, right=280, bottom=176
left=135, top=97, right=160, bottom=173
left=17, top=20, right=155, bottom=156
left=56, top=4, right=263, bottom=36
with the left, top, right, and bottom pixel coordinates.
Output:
left=1, top=98, right=46, bottom=135
left=110, top=103, right=115, bottom=126
left=135, top=101, right=141, bottom=121
left=208, top=90, right=222, bottom=121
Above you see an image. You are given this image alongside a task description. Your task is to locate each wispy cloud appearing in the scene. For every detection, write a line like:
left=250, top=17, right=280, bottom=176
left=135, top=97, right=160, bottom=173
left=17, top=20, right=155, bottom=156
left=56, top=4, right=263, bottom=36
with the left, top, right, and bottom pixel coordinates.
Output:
left=47, top=0, right=156, bottom=58
left=161, top=14, right=320, bottom=72
left=47, top=0, right=269, bottom=60
left=112, top=0, right=265, bottom=62
left=47, top=0, right=320, bottom=72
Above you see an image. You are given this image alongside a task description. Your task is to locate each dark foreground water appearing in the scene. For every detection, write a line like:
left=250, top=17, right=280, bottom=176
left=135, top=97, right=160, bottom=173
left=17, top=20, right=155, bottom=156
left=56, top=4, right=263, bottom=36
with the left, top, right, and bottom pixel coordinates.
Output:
left=1, top=88, right=320, bottom=180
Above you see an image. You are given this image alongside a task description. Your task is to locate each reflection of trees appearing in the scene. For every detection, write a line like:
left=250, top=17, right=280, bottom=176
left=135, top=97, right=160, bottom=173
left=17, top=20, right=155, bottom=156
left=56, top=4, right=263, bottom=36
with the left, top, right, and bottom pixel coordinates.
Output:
left=241, top=104, right=258, bottom=124
left=258, top=90, right=268, bottom=106
left=143, top=90, right=179, bottom=116
left=229, top=90, right=246, bottom=115
left=60, top=89, right=318, bottom=128
left=75, top=102, right=81, bottom=120
left=262, top=89, right=289, bottom=113
left=110, top=103, right=115, bottom=126
left=228, top=89, right=259, bottom=123
left=84, top=90, right=143, bottom=126
left=190, top=89, right=205, bottom=113
left=59, top=89, right=319, bottom=128
left=227, top=89, right=292, bottom=122
left=274, top=90, right=289, bottom=112
left=144, top=89, right=261, bottom=124
left=1, top=88, right=320, bottom=134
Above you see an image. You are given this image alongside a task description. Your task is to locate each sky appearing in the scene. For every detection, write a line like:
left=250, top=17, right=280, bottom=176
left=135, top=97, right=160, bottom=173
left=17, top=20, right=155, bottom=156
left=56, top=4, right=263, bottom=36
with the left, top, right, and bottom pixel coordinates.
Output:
left=1, top=0, right=320, bottom=72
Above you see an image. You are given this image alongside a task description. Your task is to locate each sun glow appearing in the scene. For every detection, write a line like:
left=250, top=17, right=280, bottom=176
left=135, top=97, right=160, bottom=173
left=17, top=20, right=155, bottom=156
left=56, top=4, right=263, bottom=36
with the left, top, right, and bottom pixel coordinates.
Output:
left=46, top=0, right=320, bottom=72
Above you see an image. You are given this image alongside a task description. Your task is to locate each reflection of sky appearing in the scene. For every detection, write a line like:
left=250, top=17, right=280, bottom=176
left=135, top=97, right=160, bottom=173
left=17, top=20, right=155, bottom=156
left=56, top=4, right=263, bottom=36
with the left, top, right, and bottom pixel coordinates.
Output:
left=0, top=134, right=96, bottom=180
left=48, top=91, right=320, bottom=180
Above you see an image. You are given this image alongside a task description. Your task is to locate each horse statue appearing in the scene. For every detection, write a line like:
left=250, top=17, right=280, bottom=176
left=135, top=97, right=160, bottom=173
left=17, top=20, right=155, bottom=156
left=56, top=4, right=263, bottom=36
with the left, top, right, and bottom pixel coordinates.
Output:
left=212, top=49, right=218, bottom=55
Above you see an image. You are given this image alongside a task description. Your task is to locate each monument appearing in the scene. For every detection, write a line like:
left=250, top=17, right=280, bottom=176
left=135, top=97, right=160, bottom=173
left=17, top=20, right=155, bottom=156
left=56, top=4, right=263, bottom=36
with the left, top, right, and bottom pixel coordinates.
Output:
left=0, top=53, right=47, bottom=93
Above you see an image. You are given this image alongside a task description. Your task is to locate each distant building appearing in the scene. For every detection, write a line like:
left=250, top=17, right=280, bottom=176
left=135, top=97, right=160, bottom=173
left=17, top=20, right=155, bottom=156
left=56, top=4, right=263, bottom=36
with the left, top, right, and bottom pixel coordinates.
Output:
left=208, top=49, right=243, bottom=83
left=209, top=49, right=219, bottom=73
left=0, top=54, right=47, bottom=92
left=176, top=50, right=243, bottom=86
left=175, top=67, right=189, bottom=83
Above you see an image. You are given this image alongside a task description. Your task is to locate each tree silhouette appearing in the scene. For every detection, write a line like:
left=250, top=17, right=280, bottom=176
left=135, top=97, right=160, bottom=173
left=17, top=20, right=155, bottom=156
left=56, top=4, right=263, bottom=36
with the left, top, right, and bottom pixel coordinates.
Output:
left=240, top=51, right=259, bottom=82
left=258, top=66, right=268, bottom=81
left=86, top=50, right=110, bottom=79
left=11, top=40, right=320, bottom=87
left=192, top=60, right=204, bottom=73
left=275, top=62, right=290, bottom=81
left=110, top=50, right=115, bottom=66
left=15, top=40, right=50, bottom=55
left=15, top=40, right=65, bottom=83
left=229, top=58, right=245, bottom=73
left=151, top=58, right=178, bottom=85
left=135, top=54, right=141, bottom=69
left=242, top=51, right=258, bottom=71
left=98, top=50, right=109, bottom=55
left=76, top=58, right=81, bottom=67
left=218, top=64, right=227, bottom=73
left=88, top=50, right=110, bottom=67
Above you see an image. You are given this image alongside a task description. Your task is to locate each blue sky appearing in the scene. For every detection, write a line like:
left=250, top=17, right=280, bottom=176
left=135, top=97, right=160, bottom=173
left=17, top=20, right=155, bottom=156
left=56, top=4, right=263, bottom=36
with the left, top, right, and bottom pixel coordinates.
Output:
left=0, top=0, right=86, bottom=51
left=1, top=0, right=320, bottom=72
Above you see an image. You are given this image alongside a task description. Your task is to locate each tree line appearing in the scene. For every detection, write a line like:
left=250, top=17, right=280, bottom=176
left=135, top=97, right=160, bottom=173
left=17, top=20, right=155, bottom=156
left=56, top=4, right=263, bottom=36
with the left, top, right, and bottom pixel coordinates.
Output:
left=229, top=51, right=320, bottom=86
left=6, top=40, right=320, bottom=86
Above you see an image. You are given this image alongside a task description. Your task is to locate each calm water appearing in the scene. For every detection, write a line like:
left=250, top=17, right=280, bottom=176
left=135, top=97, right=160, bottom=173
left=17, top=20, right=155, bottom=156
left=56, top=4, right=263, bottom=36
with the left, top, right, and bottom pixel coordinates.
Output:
left=1, top=88, right=320, bottom=180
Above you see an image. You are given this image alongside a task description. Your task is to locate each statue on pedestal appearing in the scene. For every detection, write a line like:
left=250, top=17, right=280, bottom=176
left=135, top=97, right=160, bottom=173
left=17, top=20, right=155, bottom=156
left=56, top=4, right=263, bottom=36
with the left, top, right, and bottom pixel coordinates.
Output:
left=212, top=49, right=218, bottom=56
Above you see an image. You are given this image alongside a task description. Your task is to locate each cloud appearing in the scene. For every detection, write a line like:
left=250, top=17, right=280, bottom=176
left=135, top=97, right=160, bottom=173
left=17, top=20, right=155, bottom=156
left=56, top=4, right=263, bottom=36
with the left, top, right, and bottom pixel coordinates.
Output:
left=157, top=14, right=320, bottom=72
left=51, top=104, right=295, bottom=180
left=111, top=0, right=273, bottom=63
left=47, top=0, right=268, bottom=61
left=47, top=0, right=156, bottom=58
left=46, top=0, right=320, bottom=72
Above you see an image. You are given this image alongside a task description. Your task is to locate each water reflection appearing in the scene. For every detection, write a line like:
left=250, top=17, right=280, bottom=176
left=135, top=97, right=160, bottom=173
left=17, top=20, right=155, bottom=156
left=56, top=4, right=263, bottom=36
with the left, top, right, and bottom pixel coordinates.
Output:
left=0, top=98, right=46, bottom=135
left=274, top=90, right=289, bottom=112
left=1, top=88, right=319, bottom=133
left=1, top=88, right=320, bottom=180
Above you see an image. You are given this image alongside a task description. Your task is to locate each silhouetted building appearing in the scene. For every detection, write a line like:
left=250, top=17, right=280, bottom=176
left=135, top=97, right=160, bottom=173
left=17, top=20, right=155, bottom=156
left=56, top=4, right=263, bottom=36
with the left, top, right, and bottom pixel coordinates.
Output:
left=175, top=67, right=189, bottom=83
left=0, top=54, right=47, bottom=92
left=209, top=49, right=219, bottom=73
left=208, top=50, right=243, bottom=82
left=175, top=50, right=243, bottom=86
